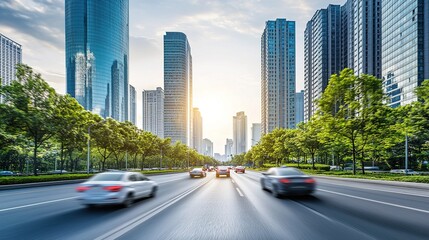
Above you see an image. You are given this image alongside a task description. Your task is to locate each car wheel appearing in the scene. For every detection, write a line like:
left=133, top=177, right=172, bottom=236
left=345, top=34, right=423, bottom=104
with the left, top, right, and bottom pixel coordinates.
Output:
left=149, top=186, right=157, bottom=198
left=85, top=204, right=95, bottom=209
left=190, top=175, right=193, bottom=178
left=272, top=185, right=280, bottom=198
left=216, top=174, right=219, bottom=178
left=122, top=194, right=134, bottom=208
left=261, top=179, right=267, bottom=190
left=227, top=174, right=230, bottom=178
left=243, top=171, right=245, bottom=173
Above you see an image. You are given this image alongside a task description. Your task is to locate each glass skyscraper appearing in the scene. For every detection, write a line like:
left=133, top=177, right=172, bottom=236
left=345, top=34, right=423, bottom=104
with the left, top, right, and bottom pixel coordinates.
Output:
left=0, top=33, right=22, bottom=103
left=382, top=0, right=429, bottom=108
left=65, top=0, right=129, bottom=121
left=129, top=84, right=136, bottom=125
left=163, top=32, right=193, bottom=146
left=261, top=19, right=296, bottom=134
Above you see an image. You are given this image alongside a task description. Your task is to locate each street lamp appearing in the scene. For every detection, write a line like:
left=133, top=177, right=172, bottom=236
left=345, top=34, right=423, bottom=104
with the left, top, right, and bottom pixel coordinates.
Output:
left=87, top=120, right=106, bottom=174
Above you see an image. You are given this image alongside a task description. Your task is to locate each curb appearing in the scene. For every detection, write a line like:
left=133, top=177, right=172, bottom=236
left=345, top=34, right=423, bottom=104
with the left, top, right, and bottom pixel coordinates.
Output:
left=0, top=172, right=187, bottom=190
left=314, top=175, right=429, bottom=190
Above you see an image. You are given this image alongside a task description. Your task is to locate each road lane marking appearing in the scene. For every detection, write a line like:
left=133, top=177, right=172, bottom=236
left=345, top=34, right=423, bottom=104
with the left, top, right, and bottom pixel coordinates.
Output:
left=95, top=177, right=213, bottom=240
left=236, top=188, right=244, bottom=197
left=231, top=179, right=235, bottom=184
left=0, top=197, right=77, bottom=213
left=319, top=189, right=429, bottom=214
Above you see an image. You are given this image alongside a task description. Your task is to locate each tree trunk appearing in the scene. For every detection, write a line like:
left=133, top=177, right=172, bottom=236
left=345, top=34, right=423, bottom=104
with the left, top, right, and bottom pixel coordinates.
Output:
left=311, top=153, right=315, bottom=170
left=33, top=138, right=38, bottom=176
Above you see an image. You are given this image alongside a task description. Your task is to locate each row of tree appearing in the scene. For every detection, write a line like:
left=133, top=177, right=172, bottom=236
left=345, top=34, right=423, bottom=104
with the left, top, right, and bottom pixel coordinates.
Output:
left=0, top=65, right=218, bottom=175
left=232, top=69, right=429, bottom=174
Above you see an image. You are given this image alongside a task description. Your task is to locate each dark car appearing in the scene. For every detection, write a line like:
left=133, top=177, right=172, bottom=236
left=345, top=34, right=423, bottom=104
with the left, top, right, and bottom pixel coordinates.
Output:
left=235, top=166, right=245, bottom=173
left=260, top=167, right=316, bottom=198
left=189, top=168, right=206, bottom=178
left=0, top=171, right=14, bottom=176
left=216, top=166, right=230, bottom=178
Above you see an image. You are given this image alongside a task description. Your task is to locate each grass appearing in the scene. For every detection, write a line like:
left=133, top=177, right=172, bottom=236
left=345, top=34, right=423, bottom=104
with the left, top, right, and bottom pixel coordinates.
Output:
left=0, top=169, right=189, bottom=185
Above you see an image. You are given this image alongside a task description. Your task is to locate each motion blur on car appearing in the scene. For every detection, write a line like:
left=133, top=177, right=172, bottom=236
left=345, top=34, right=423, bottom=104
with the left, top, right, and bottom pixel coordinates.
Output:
left=189, top=168, right=206, bottom=178
left=216, top=166, right=230, bottom=178
left=0, top=170, right=14, bottom=176
left=260, top=167, right=316, bottom=198
left=76, top=171, right=158, bottom=208
left=235, top=166, right=245, bottom=173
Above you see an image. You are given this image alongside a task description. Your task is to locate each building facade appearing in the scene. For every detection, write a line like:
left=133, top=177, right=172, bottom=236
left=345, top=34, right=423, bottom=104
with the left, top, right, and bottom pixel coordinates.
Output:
left=164, top=32, right=193, bottom=146
left=295, top=90, right=304, bottom=125
left=261, top=19, right=296, bottom=134
left=225, top=138, right=233, bottom=160
left=202, top=138, right=213, bottom=157
left=65, top=0, right=129, bottom=121
left=192, top=108, right=203, bottom=154
left=251, top=123, right=261, bottom=147
left=0, top=34, right=22, bottom=103
left=382, top=0, right=429, bottom=107
left=142, top=87, right=164, bottom=138
left=233, top=111, right=247, bottom=154
left=129, top=85, right=136, bottom=125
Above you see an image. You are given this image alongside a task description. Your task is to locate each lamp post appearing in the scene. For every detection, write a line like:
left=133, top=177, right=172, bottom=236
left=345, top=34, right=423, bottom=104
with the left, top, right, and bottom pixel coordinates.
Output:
left=405, top=132, right=408, bottom=175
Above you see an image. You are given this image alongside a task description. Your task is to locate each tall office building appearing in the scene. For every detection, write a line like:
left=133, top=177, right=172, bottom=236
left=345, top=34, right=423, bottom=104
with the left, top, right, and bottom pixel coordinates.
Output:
left=382, top=0, right=429, bottom=107
left=261, top=19, right=296, bottom=134
left=164, top=32, right=193, bottom=146
left=202, top=138, right=213, bottom=157
left=225, top=138, right=233, bottom=159
left=233, top=111, right=247, bottom=154
left=304, top=5, right=342, bottom=122
left=192, top=108, right=203, bottom=154
left=295, top=90, right=304, bottom=125
left=304, top=1, right=381, bottom=120
left=129, top=85, right=136, bottom=125
left=251, top=123, right=261, bottom=147
left=0, top=33, right=22, bottom=103
left=142, top=87, right=164, bottom=138
left=65, top=0, right=129, bottom=121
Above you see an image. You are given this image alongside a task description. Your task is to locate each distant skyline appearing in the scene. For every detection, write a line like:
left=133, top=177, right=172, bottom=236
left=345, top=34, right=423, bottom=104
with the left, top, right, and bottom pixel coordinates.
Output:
left=0, top=0, right=345, bottom=153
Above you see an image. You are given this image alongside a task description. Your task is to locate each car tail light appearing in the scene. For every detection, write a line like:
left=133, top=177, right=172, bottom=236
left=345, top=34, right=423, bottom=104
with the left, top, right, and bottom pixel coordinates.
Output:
left=279, top=178, right=290, bottom=184
left=76, top=186, right=90, bottom=192
left=305, top=178, right=316, bottom=184
left=103, top=185, right=123, bottom=192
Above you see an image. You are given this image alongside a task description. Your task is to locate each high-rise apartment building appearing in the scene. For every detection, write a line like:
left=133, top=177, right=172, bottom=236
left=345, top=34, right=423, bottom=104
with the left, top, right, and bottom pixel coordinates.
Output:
left=65, top=0, right=129, bottom=121
left=304, top=1, right=381, bottom=121
left=202, top=138, right=213, bottom=157
left=261, top=19, right=296, bottom=134
left=0, top=33, right=22, bottom=103
left=164, top=32, right=193, bottom=146
left=251, top=123, right=261, bottom=147
left=192, top=108, right=203, bottom=154
left=382, top=0, right=429, bottom=108
left=142, top=87, right=164, bottom=138
left=304, top=5, right=342, bottom=121
left=233, top=111, right=247, bottom=154
left=295, top=90, right=304, bottom=125
left=129, top=85, right=136, bottom=125
left=225, top=138, right=233, bottom=159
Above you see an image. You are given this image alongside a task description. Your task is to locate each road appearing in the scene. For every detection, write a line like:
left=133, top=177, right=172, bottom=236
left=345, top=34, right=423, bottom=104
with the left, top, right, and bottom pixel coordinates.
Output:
left=1, top=170, right=428, bottom=240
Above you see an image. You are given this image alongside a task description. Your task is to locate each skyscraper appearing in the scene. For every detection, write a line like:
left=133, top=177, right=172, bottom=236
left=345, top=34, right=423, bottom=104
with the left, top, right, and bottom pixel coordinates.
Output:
left=304, top=5, right=342, bottom=122
left=0, top=33, right=22, bottom=103
left=65, top=0, right=129, bottom=121
left=251, top=123, right=261, bottom=147
left=142, top=87, right=164, bottom=138
left=225, top=138, right=233, bottom=159
left=233, top=111, right=247, bottom=154
left=382, top=0, right=429, bottom=108
left=192, top=108, right=203, bottom=154
left=164, top=32, right=193, bottom=146
left=129, top=85, right=136, bottom=125
left=202, top=138, right=213, bottom=157
left=295, top=90, right=304, bottom=125
left=261, top=19, right=296, bottom=135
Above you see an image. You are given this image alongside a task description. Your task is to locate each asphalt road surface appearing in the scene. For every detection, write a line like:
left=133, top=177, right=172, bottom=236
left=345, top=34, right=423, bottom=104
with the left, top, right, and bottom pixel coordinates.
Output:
left=1, top=171, right=428, bottom=240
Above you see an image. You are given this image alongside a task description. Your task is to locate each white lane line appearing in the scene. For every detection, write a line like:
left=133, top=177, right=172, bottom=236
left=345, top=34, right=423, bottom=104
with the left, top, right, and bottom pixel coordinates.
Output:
left=0, top=197, right=77, bottom=213
left=95, top=178, right=212, bottom=240
left=318, top=180, right=429, bottom=198
left=236, top=187, right=244, bottom=197
left=231, top=179, right=235, bottom=184
left=319, top=189, right=429, bottom=214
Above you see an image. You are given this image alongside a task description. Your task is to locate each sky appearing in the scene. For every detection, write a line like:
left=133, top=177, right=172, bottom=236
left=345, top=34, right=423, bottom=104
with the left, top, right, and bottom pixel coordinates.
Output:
left=0, top=0, right=346, bottom=154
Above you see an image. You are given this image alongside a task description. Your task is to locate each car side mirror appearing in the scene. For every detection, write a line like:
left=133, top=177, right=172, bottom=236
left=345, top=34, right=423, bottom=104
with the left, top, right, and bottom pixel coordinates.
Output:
left=261, top=172, right=268, bottom=176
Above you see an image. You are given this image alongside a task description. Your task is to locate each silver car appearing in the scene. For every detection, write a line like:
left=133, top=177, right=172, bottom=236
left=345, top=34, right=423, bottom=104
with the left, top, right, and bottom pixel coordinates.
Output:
left=76, top=171, right=158, bottom=208
left=189, top=168, right=206, bottom=178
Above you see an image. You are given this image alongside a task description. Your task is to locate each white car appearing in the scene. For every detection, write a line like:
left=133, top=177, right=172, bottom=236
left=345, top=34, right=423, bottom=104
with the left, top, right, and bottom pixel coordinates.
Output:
left=76, top=171, right=158, bottom=208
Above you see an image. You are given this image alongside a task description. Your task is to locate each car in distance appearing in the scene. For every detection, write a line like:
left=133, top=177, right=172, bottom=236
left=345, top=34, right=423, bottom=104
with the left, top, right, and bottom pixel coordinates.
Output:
left=235, top=166, right=245, bottom=173
left=189, top=168, right=206, bottom=178
left=260, top=167, right=316, bottom=198
left=0, top=171, right=14, bottom=176
left=216, top=166, right=230, bottom=178
left=76, top=171, right=158, bottom=208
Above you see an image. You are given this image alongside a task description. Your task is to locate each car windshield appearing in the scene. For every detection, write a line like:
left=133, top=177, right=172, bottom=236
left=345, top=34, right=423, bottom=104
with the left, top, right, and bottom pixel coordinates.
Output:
left=218, top=166, right=228, bottom=170
left=277, top=168, right=304, bottom=176
left=90, top=173, right=124, bottom=181
left=192, top=168, right=202, bottom=171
